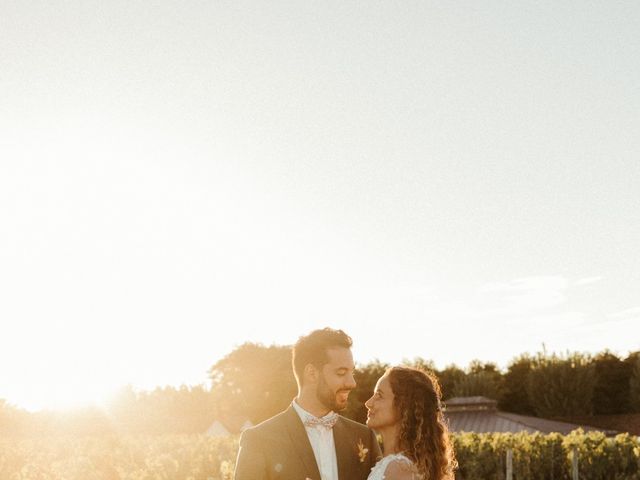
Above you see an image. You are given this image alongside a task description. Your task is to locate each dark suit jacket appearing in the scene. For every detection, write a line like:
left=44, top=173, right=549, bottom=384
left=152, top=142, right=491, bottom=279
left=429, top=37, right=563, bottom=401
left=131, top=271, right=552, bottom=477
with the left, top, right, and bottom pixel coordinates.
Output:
left=234, top=406, right=381, bottom=480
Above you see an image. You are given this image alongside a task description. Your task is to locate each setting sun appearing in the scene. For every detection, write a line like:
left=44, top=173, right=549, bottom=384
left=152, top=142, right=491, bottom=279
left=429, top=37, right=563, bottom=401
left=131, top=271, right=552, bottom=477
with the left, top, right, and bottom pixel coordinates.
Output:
left=2, top=1, right=639, bottom=478
left=7, top=374, right=116, bottom=412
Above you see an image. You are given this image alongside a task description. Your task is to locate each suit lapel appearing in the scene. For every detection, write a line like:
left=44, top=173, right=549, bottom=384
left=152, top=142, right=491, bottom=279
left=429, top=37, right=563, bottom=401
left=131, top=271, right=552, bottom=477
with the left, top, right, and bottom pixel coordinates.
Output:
left=333, top=417, right=355, bottom=480
left=284, top=406, right=322, bottom=480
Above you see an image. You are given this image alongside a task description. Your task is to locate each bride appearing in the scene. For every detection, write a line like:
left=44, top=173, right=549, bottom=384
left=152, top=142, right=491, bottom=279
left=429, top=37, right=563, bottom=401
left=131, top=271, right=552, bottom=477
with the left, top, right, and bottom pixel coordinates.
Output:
left=364, top=366, right=457, bottom=480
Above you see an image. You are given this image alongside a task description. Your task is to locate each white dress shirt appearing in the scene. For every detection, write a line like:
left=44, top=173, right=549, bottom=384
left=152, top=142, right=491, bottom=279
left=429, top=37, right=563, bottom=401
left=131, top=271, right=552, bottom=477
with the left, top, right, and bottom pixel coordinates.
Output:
left=292, top=400, right=339, bottom=480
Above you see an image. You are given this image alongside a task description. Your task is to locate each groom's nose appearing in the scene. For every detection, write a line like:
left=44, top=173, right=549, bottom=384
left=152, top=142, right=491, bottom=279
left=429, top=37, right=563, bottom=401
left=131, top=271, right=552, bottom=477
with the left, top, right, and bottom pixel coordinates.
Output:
left=344, top=372, right=356, bottom=389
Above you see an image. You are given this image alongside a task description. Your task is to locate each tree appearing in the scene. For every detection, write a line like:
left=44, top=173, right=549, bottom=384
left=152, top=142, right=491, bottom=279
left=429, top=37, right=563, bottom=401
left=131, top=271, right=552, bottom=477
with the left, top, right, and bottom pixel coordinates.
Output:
left=345, top=360, right=389, bottom=423
left=527, top=352, right=595, bottom=417
left=208, top=343, right=296, bottom=424
left=107, top=385, right=141, bottom=432
left=498, top=355, right=535, bottom=415
left=448, top=361, right=503, bottom=400
left=592, top=351, right=631, bottom=414
left=629, top=354, right=640, bottom=412
left=0, top=399, right=29, bottom=436
left=106, top=384, right=218, bottom=434
left=468, top=360, right=501, bottom=376
left=404, top=357, right=437, bottom=373
left=452, top=371, right=501, bottom=399
left=437, top=365, right=466, bottom=400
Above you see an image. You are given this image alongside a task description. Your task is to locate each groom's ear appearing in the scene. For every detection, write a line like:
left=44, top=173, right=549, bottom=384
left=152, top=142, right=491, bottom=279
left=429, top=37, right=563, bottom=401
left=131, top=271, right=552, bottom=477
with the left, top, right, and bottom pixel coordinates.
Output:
left=304, top=363, right=319, bottom=384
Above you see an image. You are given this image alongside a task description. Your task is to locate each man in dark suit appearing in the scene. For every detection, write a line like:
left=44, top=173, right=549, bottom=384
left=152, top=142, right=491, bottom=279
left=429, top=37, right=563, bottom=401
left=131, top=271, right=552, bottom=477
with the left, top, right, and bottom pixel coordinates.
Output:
left=234, top=328, right=381, bottom=480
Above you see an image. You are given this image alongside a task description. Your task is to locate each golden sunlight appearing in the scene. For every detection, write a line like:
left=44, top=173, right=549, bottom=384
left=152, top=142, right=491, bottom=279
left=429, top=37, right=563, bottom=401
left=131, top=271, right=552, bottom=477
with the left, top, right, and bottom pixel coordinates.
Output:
left=9, top=380, right=116, bottom=413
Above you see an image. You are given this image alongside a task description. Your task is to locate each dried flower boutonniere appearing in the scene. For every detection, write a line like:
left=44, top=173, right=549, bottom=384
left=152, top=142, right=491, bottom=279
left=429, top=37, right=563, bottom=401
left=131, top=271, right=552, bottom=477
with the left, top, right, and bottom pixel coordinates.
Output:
left=357, top=438, right=369, bottom=463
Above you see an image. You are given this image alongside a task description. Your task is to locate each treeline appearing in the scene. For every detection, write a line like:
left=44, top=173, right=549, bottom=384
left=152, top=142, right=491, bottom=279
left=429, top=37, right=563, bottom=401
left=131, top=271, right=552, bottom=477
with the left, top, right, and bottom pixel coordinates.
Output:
left=0, top=386, right=219, bottom=437
left=2, top=345, right=640, bottom=437
left=207, top=344, right=640, bottom=425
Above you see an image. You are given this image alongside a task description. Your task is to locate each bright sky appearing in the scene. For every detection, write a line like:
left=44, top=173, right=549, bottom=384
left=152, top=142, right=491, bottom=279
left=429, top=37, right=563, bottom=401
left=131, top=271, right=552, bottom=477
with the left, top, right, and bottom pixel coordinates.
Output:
left=1, top=1, right=639, bottom=412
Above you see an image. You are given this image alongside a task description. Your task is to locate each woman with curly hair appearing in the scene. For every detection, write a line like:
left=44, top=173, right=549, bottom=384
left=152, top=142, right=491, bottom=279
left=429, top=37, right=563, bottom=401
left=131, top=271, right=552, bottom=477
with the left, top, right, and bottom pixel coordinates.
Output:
left=364, top=366, right=457, bottom=480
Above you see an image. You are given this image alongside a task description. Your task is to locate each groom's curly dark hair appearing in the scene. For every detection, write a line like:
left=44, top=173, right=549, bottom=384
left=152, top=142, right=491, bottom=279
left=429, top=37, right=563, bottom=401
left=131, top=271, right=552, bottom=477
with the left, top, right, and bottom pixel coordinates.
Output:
left=292, top=327, right=352, bottom=385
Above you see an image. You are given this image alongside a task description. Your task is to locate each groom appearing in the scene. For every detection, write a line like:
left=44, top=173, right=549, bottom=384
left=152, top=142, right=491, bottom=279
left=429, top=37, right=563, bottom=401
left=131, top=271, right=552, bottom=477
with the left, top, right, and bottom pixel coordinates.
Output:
left=234, top=328, right=381, bottom=480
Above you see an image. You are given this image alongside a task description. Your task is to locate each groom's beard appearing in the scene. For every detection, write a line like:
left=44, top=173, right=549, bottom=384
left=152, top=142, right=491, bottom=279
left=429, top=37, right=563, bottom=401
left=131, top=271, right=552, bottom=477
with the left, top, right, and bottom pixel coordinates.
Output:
left=317, top=372, right=351, bottom=412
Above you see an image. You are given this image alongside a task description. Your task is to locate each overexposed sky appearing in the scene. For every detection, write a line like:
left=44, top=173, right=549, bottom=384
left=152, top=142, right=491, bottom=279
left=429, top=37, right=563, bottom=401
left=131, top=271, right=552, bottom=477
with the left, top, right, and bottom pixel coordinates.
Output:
left=1, top=1, right=639, bottom=411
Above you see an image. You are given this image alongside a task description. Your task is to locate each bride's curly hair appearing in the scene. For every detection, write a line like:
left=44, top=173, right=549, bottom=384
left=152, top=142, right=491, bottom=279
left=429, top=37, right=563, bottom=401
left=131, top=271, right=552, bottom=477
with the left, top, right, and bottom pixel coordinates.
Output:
left=387, top=366, right=457, bottom=480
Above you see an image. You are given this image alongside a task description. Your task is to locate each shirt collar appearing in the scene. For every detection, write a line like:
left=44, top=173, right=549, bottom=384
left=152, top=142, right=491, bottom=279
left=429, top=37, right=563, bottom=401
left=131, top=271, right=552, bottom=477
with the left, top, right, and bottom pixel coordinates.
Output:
left=292, top=398, right=336, bottom=423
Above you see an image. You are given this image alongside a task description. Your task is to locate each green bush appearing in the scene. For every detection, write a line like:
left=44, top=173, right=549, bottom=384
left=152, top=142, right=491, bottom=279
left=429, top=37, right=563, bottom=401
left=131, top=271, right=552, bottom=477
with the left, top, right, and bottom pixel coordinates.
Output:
left=0, top=435, right=239, bottom=480
left=1, top=431, right=638, bottom=480
left=454, top=430, right=640, bottom=480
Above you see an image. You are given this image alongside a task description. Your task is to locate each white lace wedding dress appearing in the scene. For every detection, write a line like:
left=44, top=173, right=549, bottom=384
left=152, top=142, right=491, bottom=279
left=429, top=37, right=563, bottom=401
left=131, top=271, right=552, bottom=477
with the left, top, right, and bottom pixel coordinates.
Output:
left=367, top=453, right=414, bottom=480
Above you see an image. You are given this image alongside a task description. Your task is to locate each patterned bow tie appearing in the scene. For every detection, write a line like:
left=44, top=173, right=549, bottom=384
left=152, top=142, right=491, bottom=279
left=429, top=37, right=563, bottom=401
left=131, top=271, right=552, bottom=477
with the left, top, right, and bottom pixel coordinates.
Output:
left=303, top=413, right=338, bottom=429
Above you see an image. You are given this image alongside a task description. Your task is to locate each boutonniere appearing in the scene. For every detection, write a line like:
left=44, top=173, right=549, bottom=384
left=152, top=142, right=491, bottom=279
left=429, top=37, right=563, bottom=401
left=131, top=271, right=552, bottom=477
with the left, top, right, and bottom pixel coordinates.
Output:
left=357, top=438, right=369, bottom=463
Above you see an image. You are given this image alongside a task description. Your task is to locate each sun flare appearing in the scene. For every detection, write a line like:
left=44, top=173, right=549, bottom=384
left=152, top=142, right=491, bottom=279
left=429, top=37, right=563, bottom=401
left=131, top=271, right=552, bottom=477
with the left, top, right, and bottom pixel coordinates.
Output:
left=8, top=381, right=116, bottom=413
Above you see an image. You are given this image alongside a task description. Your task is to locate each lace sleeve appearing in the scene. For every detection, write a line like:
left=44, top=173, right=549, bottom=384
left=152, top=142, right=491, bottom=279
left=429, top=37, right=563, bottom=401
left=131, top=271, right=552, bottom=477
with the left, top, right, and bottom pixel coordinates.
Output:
left=382, top=454, right=415, bottom=480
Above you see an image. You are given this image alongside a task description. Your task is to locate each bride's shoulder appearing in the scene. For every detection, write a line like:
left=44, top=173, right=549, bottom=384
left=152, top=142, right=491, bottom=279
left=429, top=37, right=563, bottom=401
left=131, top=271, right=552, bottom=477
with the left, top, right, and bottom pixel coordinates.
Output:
left=387, top=453, right=416, bottom=474
left=374, top=454, right=417, bottom=480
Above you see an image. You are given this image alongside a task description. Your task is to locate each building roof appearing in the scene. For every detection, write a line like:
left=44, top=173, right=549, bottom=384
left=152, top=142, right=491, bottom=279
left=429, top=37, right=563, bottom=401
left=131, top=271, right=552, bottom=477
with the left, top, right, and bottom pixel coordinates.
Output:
left=205, top=415, right=253, bottom=436
left=443, top=397, right=617, bottom=435
left=445, top=396, right=498, bottom=411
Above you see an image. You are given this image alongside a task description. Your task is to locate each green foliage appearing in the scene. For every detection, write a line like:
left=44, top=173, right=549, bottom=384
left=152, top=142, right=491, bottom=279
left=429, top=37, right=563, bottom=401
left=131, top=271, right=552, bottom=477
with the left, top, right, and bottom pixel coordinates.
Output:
left=208, top=343, right=297, bottom=424
left=454, top=432, right=506, bottom=479
left=107, top=384, right=218, bottom=435
left=403, top=357, right=437, bottom=373
left=0, top=435, right=239, bottom=480
left=468, top=360, right=500, bottom=376
left=454, top=431, right=568, bottom=480
left=592, top=351, right=632, bottom=414
left=499, top=355, right=535, bottom=414
left=437, top=365, right=466, bottom=400
left=2, top=386, right=219, bottom=438
left=2, top=432, right=638, bottom=480
left=7, top=347, right=640, bottom=442
left=563, top=430, right=640, bottom=480
left=0, top=400, right=30, bottom=436
left=452, top=371, right=500, bottom=399
left=528, top=352, right=596, bottom=417
left=455, top=431, right=640, bottom=480
left=451, top=362, right=503, bottom=400
left=345, top=360, right=389, bottom=423
left=630, top=354, right=640, bottom=413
